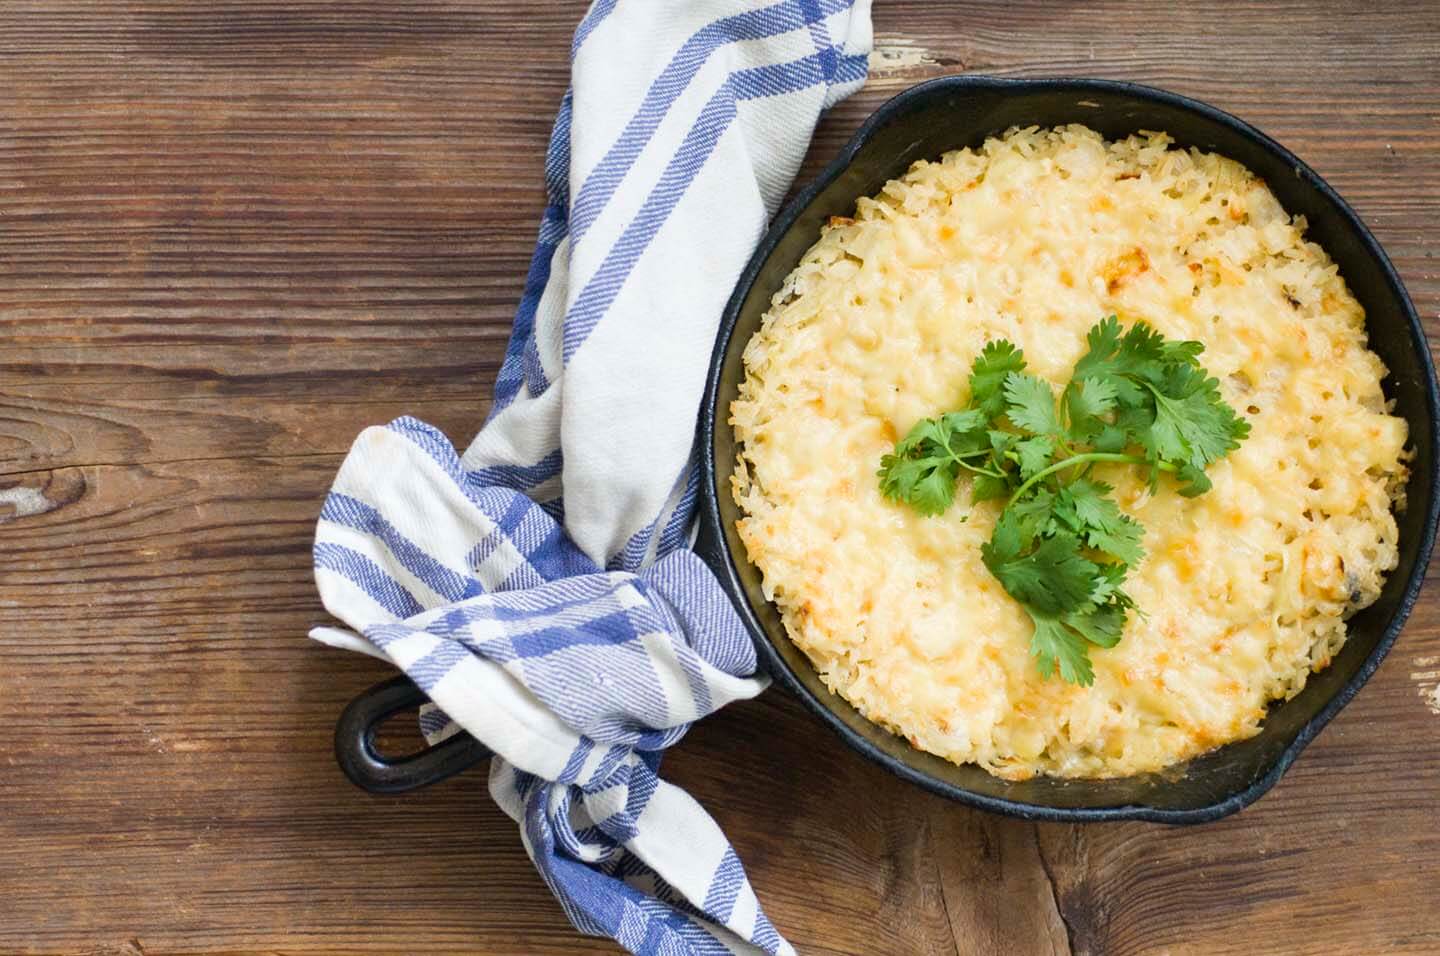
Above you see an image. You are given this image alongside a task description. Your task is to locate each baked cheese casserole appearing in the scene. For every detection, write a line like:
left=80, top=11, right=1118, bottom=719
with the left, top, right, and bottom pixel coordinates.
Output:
left=730, top=125, right=1408, bottom=780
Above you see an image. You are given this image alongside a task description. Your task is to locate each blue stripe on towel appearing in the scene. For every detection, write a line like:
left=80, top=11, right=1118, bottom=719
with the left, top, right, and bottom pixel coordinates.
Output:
left=561, top=46, right=860, bottom=365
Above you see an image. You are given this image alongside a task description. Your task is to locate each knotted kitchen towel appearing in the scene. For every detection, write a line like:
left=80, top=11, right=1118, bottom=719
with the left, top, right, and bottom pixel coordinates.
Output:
left=310, top=2, right=872, bottom=953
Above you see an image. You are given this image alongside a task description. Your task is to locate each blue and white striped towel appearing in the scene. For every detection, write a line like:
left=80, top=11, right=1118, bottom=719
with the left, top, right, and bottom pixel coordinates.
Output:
left=310, top=2, right=872, bottom=953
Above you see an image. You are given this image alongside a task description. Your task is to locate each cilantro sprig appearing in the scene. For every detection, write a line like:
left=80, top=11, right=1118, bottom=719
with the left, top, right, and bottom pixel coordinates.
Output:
left=878, top=316, right=1249, bottom=685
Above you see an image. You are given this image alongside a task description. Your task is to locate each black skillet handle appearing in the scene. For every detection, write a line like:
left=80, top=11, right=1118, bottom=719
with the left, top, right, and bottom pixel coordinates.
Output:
left=334, top=675, right=492, bottom=794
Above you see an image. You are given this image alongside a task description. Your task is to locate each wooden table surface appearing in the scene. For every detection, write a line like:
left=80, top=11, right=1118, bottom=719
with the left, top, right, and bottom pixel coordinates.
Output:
left=4, top=2, right=1439, bottom=954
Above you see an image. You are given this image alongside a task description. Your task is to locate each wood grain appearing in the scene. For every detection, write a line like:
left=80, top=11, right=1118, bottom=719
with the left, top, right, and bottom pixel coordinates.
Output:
left=2, top=1, right=1438, bottom=954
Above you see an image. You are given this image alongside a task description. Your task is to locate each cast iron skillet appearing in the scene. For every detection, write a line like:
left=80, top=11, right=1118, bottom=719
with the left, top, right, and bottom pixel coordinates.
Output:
left=335, top=76, right=1439, bottom=822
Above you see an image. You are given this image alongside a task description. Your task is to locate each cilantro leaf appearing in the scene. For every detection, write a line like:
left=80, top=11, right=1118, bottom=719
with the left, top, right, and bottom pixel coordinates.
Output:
left=907, top=461, right=959, bottom=515
left=1064, top=602, right=1127, bottom=649
left=969, top=340, right=1027, bottom=417
left=983, top=505, right=1028, bottom=564
left=1003, top=372, right=1061, bottom=436
left=1085, top=561, right=1132, bottom=607
left=970, top=472, right=1011, bottom=503
left=1073, top=314, right=1123, bottom=377
left=982, top=529, right=1099, bottom=616
left=1147, top=365, right=1250, bottom=468
left=938, top=408, right=990, bottom=449
left=1161, top=338, right=1206, bottom=364
left=1072, top=316, right=1247, bottom=474
left=1006, top=489, right=1058, bottom=540
left=1072, top=316, right=1145, bottom=390
left=1174, top=462, right=1212, bottom=497
left=1064, top=377, right=1119, bottom=442
left=877, top=451, right=957, bottom=515
left=1072, top=315, right=1173, bottom=405
left=988, top=429, right=1017, bottom=452
left=1014, top=435, right=1055, bottom=479
left=1029, top=612, right=1096, bottom=686
left=1090, top=423, right=1131, bottom=454
left=1053, top=479, right=1145, bottom=565
left=877, top=409, right=992, bottom=516
left=904, top=416, right=957, bottom=454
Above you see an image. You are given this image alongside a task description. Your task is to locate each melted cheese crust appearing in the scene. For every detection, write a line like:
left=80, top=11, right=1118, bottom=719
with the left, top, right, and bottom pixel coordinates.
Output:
left=731, top=126, right=1407, bottom=780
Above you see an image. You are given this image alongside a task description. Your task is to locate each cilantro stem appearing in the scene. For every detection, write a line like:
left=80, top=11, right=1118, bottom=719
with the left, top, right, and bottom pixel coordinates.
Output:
left=937, top=438, right=1003, bottom=479
left=1010, top=452, right=1176, bottom=501
left=952, top=450, right=1003, bottom=478
left=956, top=458, right=1005, bottom=479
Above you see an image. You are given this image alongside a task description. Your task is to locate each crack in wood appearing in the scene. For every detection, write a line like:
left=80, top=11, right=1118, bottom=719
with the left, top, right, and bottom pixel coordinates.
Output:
left=0, top=451, right=343, bottom=481
left=924, top=809, right=965, bottom=956
left=1034, top=826, right=1077, bottom=956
